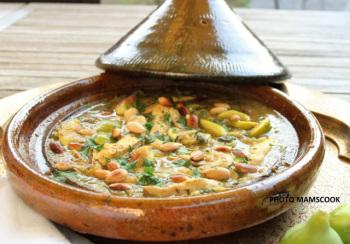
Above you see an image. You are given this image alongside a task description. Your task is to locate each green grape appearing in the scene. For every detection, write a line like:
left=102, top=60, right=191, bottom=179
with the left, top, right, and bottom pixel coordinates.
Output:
left=331, top=204, right=350, bottom=244
left=281, top=210, right=343, bottom=244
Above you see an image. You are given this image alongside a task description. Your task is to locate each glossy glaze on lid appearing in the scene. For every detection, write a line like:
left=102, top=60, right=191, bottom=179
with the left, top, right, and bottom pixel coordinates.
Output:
left=96, top=0, right=290, bottom=83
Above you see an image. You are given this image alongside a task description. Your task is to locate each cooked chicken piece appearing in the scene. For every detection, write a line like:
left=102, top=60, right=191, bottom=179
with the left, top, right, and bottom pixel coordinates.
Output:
left=249, top=138, right=272, bottom=165
left=114, top=95, right=136, bottom=115
left=143, top=178, right=223, bottom=197
left=131, top=146, right=154, bottom=166
left=94, top=135, right=140, bottom=164
left=144, top=104, right=181, bottom=135
left=58, top=119, right=86, bottom=146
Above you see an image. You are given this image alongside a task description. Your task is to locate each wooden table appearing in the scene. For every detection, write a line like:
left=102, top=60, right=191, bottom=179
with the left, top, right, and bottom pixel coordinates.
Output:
left=0, top=3, right=349, bottom=101
left=0, top=3, right=350, bottom=244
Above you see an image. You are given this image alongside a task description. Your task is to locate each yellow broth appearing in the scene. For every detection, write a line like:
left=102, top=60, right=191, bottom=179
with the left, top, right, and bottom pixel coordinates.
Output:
left=46, top=91, right=298, bottom=197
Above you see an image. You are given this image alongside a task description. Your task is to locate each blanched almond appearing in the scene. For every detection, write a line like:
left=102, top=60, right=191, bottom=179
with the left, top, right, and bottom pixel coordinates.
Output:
left=190, top=150, right=204, bottom=162
left=125, top=175, right=138, bottom=184
left=124, top=107, right=138, bottom=122
left=213, top=145, right=231, bottom=152
left=209, top=106, right=227, bottom=115
left=158, top=97, right=172, bottom=107
left=235, top=163, right=258, bottom=174
left=230, top=114, right=241, bottom=122
left=54, top=162, right=72, bottom=171
left=78, top=128, right=95, bottom=136
left=105, top=168, right=128, bottom=184
left=202, top=167, right=231, bottom=181
left=129, top=115, right=147, bottom=125
left=109, top=183, right=131, bottom=191
left=107, top=162, right=120, bottom=171
left=68, top=142, right=83, bottom=151
left=191, top=160, right=205, bottom=167
left=232, top=148, right=247, bottom=158
left=214, top=103, right=230, bottom=109
left=111, top=128, right=121, bottom=139
left=170, top=174, right=188, bottom=183
left=126, top=121, right=146, bottom=134
left=94, top=169, right=109, bottom=180
left=159, top=142, right=182, bottom=152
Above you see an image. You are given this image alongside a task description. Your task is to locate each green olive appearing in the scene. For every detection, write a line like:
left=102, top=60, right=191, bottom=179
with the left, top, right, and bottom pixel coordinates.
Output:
left=230, top=120, right=257, bottom=130
left=249, top=119, right=271, bottom=137
left=217, top=109, right=250, bottom=121
left=96, top=120, right=116, bottom=133
left=94, top=134, right=110, bottom=145
left=199, top=119, right=226, bottom=137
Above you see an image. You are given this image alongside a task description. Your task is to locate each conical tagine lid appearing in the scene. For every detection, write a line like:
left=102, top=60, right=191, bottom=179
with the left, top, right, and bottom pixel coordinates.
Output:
left=96, top=0, right=290, bottom=83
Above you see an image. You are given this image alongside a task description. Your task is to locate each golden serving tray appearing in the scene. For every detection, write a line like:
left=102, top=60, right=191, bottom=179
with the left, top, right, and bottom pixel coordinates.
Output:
left=0, top=82, right=349, bottom=243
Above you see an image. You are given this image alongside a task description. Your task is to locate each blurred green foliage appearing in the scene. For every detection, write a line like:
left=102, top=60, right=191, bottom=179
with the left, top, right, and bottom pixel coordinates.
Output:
left=112, top=0, right=250, bottom=7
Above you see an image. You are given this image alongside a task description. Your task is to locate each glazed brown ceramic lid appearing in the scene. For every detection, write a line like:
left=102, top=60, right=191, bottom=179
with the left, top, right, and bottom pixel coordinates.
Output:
left=96, top=0, right=290, bottom=83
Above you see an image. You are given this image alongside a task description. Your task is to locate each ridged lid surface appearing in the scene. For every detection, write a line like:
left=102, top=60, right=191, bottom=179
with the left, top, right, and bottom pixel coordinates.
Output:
left=96, top=0, right=290, bottom=83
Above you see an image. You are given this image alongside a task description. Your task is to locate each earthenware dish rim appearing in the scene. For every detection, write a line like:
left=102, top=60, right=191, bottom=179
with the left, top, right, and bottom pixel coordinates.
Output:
left=3, top=74, right=324, bottom=204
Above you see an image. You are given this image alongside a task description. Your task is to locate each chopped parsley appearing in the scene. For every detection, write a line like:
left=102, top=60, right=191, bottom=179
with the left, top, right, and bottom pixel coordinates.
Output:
left=192, top=168, right=201, bottom=178
left=177, top=146, right=189, bottom=154
left=135, top=100, right=145, bottom=113
left=154, top=132, right=170, bottom=142
left=124, top=161, right=137, bottom=172
left=52, top=170, right=72, bottom=183
left=137, top=158, right=160, bottom=185
left=163, top=112, right=171, bottom=124
left=218, top=135, right=236, bottom=142
left=141, top=134, right=155, bottom=144
left=143, top=158, right=155, bottom=174
left=145, top=114, right=155, bottom=121
left=234, top=156, right=248, bottom=164
left=196, top=132, right=211, bottom=143
left=145, top=121, right=153, bottom=131
left=143, top=166, right=155, bottom=175
left=112, top=157, right=136, bottom=172
left=176, top=117, right=187, bottom=127
left=80, top=138, right=104, bottom=158
left=138, top=173, right=160, bottom=186
left=174, top=159, right=191, bottom=168
left=143, top=158, right=155, bottom=167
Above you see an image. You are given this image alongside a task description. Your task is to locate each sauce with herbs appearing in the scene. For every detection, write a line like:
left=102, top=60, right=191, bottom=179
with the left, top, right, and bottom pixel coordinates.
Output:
left=47, top=91, right=298, bottom=197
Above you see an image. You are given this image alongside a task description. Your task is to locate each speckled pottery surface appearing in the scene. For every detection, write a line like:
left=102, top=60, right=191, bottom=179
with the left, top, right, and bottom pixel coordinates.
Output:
left=96, top=0, right=290, bottom=83
left=2, top=74, right=324, bottom=241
